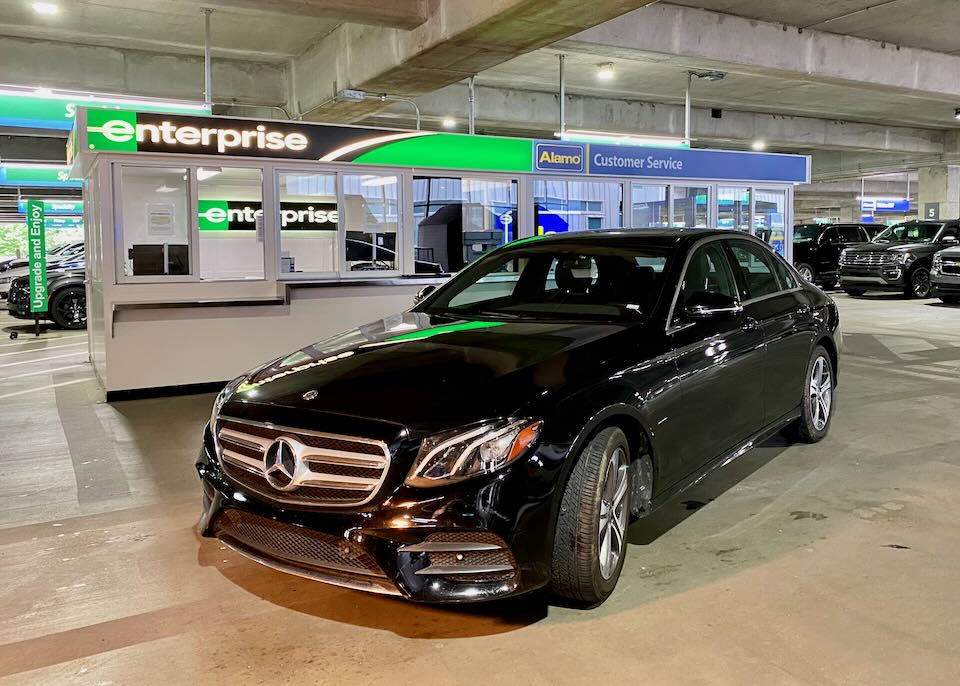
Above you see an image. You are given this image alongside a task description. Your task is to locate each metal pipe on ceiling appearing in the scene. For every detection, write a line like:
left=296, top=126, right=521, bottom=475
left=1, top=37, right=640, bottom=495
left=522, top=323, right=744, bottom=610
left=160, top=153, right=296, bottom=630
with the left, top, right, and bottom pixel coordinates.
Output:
left=558, top=54, right=566, bottom=134
left=684, top=72, right=692, bottom=143
left=202, top=7, right=214, bottom=107
left=468, top=76, right=476, bottom=135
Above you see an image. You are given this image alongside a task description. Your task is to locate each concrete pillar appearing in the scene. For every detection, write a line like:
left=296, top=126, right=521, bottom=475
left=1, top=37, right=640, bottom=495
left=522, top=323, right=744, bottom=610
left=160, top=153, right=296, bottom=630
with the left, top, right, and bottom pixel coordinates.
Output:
left=839, top=205, right=859, bottom=222
left=917, top=166, right=960, bottom=221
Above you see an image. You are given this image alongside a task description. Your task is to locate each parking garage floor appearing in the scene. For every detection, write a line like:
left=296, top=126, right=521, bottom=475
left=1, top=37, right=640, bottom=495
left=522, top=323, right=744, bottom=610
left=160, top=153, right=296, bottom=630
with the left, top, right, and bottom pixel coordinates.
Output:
left=1, top=295, right=958, bottom=685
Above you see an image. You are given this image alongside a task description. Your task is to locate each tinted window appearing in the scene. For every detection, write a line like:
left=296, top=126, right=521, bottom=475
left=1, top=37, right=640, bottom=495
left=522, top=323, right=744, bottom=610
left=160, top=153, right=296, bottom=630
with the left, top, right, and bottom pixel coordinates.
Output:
left=728, top=240, right=780, bottom=299
left=771, top=254, right=798, bottom=289
left=423, top=244, right=671, bottom=321
left=674, top=243, right=738, bottom=323
left=838, top=225, right=865, bottom=243
left=820, top=227, right=840, bottom=245
left=873, top=222, right=941, bottom=243
left=941, top=225, right=959, bottom=241
left=793, top=225, right=819, bottom=242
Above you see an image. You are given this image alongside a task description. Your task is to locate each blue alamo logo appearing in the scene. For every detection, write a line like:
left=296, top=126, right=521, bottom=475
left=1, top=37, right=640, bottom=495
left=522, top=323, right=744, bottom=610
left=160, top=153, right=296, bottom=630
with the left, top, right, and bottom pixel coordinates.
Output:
left=535, top=143, right=584, bottom=172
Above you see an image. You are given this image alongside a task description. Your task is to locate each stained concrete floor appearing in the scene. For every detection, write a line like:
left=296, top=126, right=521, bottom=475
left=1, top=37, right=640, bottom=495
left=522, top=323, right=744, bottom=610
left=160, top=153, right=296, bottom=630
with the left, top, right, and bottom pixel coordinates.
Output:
left=0, top=294, right=958, bottom=685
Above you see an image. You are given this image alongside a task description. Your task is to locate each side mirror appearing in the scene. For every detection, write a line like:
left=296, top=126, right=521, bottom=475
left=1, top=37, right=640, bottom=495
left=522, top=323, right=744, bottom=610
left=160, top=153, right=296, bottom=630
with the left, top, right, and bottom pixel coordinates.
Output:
left=683, top=291, right=742, bottom=320
left=942, top=235, right=959, bottom=245
left=414, top=284, right=437, bottom=304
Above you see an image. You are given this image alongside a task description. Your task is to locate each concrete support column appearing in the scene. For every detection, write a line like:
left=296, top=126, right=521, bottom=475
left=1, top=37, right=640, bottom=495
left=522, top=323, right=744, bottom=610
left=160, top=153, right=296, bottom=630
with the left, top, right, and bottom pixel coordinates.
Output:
left=917, top=166, right=960, bottom=221
left=838, top=205, right=859, bottom=222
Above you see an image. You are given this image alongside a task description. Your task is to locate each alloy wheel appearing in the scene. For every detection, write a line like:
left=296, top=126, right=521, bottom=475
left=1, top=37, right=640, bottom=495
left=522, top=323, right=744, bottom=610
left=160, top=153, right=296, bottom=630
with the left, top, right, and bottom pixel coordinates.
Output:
left=798, top=265, right=814, bottom=282
left=912, top=268, right=931, bottom=298
left=809, top=356, right=833, bottom=432
left=598, top=446, right=629, bottom=580
left=57, top=291, right=86, bottom=326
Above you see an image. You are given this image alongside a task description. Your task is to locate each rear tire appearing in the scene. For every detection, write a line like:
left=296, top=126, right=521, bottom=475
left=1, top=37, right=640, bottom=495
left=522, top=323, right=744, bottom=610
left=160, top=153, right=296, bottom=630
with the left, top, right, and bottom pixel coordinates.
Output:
left=796, top=263, right=815, bottom=283
left=791, top=345, right=834, bottom=444
left=843, top=289, right=865, bottom=297
left=551, top=427, right=632, bottom=606
left=48, top=285, right=86, bottom=330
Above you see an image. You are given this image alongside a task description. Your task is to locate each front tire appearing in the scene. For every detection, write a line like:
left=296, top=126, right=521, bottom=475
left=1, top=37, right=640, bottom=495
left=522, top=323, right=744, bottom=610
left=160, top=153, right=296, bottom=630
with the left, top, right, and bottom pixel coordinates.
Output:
left=796, top=263, right=815, bottom=284
left=551, top=427, right=631, bottom=606
left=791, top=345, right=835, bottom=444
left=905, top=266, right=931, bottom=298
left=48, top=286, right=86, bottom=329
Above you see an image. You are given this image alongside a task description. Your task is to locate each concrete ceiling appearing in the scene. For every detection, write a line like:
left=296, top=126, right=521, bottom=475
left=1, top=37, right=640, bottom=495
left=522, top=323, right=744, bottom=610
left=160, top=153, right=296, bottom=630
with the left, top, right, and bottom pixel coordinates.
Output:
left=478, top=49, right=958, bottom=130
left=0, top=0, right=427, bottom=61
left=664, top=0, right=960, bottom=55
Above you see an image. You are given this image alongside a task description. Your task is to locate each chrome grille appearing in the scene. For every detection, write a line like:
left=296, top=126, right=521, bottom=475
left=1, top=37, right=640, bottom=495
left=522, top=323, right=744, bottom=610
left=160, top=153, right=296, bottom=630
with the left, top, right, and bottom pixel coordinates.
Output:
left=841, top=252, right=895, bottom=267
left=941, top=256, right=960, bottom=275
left=215, top=416, right=390, bottom=507
left=213, top=509, right=386, bottom=577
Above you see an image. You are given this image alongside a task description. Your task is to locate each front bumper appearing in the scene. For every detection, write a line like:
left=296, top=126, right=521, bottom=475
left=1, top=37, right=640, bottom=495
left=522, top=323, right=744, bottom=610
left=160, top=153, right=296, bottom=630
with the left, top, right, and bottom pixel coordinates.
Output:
left=6, top=298, right=34, bottom=320
left=196, top=425, right=561, bottom=602
left=839, top=265, right=907, bottom=291
left=931, top=271, right=960, bottom=298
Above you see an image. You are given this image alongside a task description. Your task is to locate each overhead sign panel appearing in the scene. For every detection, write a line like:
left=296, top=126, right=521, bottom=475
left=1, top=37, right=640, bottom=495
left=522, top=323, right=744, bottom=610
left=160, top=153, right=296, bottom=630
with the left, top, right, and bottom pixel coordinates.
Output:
left=17, top=199, right=83, bottom=215
left=0, top=165, right=81, bottom=188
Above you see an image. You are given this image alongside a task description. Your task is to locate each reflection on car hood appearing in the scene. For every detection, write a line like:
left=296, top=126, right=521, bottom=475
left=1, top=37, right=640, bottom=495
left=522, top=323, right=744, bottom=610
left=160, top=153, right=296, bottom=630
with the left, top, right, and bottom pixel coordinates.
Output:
left=845, top=242, right=933, bottom=253
left=228, top=312, right=635, bottom=433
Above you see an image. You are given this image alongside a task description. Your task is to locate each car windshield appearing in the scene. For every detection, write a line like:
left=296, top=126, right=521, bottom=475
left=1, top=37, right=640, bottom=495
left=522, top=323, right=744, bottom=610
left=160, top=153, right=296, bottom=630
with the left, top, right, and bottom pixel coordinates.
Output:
left=793, top=225, right=820, bottom=242
left=419, top=241, right=672, bottom=322
left=873, top=222, right=941, bottom=244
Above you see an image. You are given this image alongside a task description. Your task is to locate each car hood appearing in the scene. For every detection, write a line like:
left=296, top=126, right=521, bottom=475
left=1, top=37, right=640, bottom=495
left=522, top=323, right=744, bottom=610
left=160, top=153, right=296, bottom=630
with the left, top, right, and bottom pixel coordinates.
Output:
left=225, top=312, right=636, bottom=434
left=845, top=242, right=935, bottom=254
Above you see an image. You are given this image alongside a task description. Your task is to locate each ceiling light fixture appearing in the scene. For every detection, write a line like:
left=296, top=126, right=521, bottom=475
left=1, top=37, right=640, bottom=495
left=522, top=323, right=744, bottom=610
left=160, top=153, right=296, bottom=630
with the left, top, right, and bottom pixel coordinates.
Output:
left=689, top=70, right=726, bottom=82
left=360, top=175, right=398, bottom=187
left=196, top=167, right=222, bottom=181
left=31, top=2, right=59, bottom=15
left=441, top=116, right=456, bottom=129
left=558, top=129, right=690, bottom=149
left=596, top=63, right=615, bottom=81
left=751, top=140, right=767, bottom=151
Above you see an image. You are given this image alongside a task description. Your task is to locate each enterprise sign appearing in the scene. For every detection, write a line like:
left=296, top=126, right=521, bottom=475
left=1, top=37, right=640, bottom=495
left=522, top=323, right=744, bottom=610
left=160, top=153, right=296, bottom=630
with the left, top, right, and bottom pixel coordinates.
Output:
left=198, top=200, right=338, bottom=231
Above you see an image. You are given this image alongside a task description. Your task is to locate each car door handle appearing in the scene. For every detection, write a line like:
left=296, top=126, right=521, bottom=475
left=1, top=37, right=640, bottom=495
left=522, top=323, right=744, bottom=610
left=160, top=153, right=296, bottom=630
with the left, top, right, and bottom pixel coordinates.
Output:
left=741, top=317, right=759, bottom=332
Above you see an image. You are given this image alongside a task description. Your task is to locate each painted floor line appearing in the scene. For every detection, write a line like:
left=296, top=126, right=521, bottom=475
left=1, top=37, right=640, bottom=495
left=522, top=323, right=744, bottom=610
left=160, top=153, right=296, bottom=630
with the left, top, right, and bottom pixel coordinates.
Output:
left=0, top=351, right=86, bottom=370
left=0, top=334, right=86, bottom=348
left=0, top=364, right=87, bottom=382
left=0, top=377, right=90, bottom=400
left=0, top=342, right=86, bottom=358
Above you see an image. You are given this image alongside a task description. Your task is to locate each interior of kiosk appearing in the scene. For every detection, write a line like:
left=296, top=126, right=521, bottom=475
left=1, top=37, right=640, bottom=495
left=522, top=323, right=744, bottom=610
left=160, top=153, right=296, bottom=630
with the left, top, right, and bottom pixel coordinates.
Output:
left=69, top=107, right=810, bottom=397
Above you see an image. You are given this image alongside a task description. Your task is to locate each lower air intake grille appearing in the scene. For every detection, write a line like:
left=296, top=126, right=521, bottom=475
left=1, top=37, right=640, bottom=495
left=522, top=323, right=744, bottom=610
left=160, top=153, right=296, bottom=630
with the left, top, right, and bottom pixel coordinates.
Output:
left=214, top=509, right=386, bottom=577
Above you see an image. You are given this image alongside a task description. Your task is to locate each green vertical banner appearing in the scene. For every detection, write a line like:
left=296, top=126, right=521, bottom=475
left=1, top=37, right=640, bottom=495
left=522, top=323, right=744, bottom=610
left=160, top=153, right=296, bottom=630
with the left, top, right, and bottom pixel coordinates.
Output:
left=26, top=199, right=48, bottom=313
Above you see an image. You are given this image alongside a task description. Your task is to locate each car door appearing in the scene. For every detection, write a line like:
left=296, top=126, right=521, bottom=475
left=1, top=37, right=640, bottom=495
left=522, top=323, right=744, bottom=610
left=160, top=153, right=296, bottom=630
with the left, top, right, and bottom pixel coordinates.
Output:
left=668, top=239, right=765, bottom=479
left=816, top=226, right=843, bottom=280
left=726, top=239, right=817, bottom=426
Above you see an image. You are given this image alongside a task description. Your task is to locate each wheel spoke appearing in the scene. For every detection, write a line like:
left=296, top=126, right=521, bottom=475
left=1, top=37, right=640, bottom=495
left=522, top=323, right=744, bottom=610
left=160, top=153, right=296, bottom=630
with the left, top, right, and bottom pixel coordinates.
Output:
left=599, top=522, right=611, bottom=574
left=612, top=469, right=628, bottom=510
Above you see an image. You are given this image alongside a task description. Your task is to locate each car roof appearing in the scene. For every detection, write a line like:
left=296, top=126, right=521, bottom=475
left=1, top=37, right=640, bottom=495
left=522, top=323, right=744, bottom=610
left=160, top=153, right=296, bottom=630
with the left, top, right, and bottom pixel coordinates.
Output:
left=513, top=228, right=739, bottom=250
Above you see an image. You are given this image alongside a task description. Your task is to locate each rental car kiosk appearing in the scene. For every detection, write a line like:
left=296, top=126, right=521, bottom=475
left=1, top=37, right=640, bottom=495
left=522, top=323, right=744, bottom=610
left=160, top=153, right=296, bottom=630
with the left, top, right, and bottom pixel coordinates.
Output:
left=68, top=107, right=810, bottom=397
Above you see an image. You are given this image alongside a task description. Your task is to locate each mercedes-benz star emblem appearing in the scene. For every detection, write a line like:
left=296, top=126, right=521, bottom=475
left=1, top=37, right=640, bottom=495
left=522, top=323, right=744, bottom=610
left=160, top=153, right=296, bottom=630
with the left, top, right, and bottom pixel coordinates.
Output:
left=263, top=438, right=299, bottom=491
left=302, top=390, right=318, bottom=401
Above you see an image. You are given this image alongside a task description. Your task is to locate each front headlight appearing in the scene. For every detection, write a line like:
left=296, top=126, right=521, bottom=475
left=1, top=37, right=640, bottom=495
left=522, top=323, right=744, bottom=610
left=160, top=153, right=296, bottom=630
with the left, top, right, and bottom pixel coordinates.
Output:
left=210, top=376, right=244, bottom=450
left=405, top=418, right=543, bottom=488
left=933, top=253, right=943, bottom=273
left=894, top=252, right=913, bottom=265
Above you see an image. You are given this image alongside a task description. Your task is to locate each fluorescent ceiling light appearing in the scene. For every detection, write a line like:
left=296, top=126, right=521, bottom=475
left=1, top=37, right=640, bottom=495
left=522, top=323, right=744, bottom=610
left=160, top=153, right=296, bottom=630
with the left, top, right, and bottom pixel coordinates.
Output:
left=0, top=84, right=209, bottom=111
left=197, top=167, right=222, bottom=181
left=31, top=2, right=59, bottom=15
left=558, top=129, right=690, bottom=149
left=751, top=140, right=767, bottom=151
left=1, top=162, right=70, bottom=169
left=360, top=175, right=398, bottom=187
left=596, top=63, right=615, bottom=81
left=441, top=116, right=456, bottom=129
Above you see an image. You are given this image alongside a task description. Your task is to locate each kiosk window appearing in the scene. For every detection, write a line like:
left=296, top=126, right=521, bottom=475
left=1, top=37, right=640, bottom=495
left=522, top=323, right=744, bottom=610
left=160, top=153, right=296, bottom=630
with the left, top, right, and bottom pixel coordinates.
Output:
left=673, top=186, right=709, bottom=228
left=535, top=180, right=623, bottom=234
left=197, top=167, right=265, bottom=280
left=343, top=173, right=400, bottom=272
left=413, top=176, right=518, bottom=274
left=718, top=187, right=751, bottom=232
left=631, top=184, right=669, bottom=228
left=278, top=172, right=338, bottom=275
left=119, top=166, right=191, bottom=278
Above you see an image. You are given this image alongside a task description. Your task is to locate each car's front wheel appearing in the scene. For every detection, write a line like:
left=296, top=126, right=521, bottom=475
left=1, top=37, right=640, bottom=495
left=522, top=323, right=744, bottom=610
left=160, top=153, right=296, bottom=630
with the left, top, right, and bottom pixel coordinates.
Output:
left=49, top=285, right=86, bottom=329
left=796, top=263, right=815, bottom=283
left=551, top=427, right=632, bottom=605
left=906, top=266, right=932, bottom=298
left=791, top=345, right=835, bottom=443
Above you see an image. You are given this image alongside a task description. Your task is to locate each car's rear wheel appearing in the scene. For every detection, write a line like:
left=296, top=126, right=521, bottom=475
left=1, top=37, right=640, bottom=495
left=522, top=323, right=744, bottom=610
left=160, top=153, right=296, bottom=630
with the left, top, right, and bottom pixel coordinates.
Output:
left=791, top=345, right=834, bottom=444
left=551, top=427, right=632, bottom=606
left=843, top=289, right=865, bottom=297
left=796, top=263, right=815, bottom=283
left=906, top=267, right=931, bottom=298
left=49, top=285, right=86, bottom=329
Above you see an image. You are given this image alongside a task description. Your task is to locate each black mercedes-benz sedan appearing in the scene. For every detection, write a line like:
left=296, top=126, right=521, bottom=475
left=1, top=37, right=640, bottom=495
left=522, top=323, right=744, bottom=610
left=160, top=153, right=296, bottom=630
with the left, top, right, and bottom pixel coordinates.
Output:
left=197, top=230, right=840, bottom=605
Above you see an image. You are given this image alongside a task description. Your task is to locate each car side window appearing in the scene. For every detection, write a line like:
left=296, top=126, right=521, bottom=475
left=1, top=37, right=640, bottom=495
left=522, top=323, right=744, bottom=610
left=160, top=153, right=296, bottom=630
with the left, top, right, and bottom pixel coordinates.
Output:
left=941, top=225, right=960, bottom=241
left=727, top=240, right=781, bottom=299
left=770, top=254, right=798, bottom=290
left=673, top=243, right=738, bottom=324
left=839, top=226, right=863, bottom=243
left=820, top=228, right=840, bottom=245
left=859, top=227, right=871, bottom=242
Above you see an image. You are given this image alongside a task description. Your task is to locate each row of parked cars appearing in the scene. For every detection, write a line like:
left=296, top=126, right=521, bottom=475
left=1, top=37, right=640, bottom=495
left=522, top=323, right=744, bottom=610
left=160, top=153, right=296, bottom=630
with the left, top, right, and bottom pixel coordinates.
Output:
left=0, top=241, right=87, bottom=329
left=793, top=219, right=960, bottom=302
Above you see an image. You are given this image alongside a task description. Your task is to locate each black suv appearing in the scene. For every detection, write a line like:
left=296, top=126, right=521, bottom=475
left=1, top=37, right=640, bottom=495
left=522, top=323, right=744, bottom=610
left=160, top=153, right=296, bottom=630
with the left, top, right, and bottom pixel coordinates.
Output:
left=792, top=223, right=874, bottom=287
left=932, top=246, right=960, bottom=304
left=839, top=219, right=960, bottom=298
